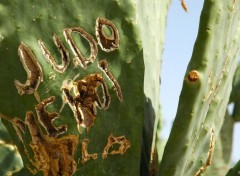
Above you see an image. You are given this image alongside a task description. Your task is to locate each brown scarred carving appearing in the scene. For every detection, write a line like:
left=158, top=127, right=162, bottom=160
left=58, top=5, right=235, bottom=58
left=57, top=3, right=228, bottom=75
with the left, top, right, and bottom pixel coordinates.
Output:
left=35, top=96, right=67, bottom=137
left=25, top=112, right=78, bottom=176
left=81, top=139, right=98, bottom=164
left=96, top=17, right=120, bottom=52
left=14, top=43, right=43, bottom=95
left=98, top=59, right=123, bottom=101
left=38, top=34, right=70, bottom=73
left=102, top=134, right=130, bottom=159
left=62, top=74, right=110, bottom=132
left=63, top=27, right=98, bottom=68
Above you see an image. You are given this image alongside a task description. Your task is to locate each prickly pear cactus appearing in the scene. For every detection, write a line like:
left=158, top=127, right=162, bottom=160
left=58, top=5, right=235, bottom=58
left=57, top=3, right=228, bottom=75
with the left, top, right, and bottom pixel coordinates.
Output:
left=159, top=0, right=240, bottom=176
left=0, top=1, right=145, bottom=175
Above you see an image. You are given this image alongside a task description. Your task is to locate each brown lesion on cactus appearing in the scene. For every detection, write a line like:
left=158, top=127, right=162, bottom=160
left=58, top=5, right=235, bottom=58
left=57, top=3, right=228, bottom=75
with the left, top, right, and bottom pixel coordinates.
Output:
left=62, top=74, right=111, bottom=133
left=80, top=139, right=98, bottom=164
left=35, top=96, right=67, bottom=137
left=98, top=59, right=123, bottom=101
left=25, top=112, right=78, bottom=176
left=194, top=128, right=215, bottom=176
left=181, top=0, right=188, bottom=12
left=63, top=27, right=98, bottom=68
left=38, top=34, right=70, bottom=73
left=14, top=43, right=43, bottom=95
left=186, top=70, right=199, bottom=82
left=102, top=134, right=130, bottom=159
left=95, top=17, right=120, bottom=52
left=149, top=148, right=158, bottom=175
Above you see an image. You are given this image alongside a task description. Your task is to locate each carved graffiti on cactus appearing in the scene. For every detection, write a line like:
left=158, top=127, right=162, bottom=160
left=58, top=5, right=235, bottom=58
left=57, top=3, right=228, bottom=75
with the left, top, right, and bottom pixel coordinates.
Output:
left=80, top=135, right=131, bottom=164
left=35, top=96, right=67, bottom=137
left=38, top=34, right=70, bottom=73
left=63, top=27, right=98, bottom=68
left=1, top=111, right=78, bottom=176
left=4, top=17, right=131, bottom=173
left=102, top=134, right=130, bottom=159
left=14, top=43, right=43, bottom=95
left=98, top=59, right=123, bottom=101
left=25, top=112, right=78, bottom=176
left=62, top=74, right=111, bottom=133
left=80, top=139, right=98, bottom=164
left=96, top=17, right=120, bottom=52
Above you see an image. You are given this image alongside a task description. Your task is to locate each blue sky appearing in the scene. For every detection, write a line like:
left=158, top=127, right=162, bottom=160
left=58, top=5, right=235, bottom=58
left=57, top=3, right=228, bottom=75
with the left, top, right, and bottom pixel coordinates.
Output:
left=160, top=0, right=240, bottom=163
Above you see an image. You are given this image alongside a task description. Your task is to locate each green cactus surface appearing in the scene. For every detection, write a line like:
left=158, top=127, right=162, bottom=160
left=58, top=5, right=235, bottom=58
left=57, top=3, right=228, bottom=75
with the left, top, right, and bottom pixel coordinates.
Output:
left=0, top=1, right=146, bottom=175
left=230, top=64, right=240, bottom=122
left=225, top=160, right=240, bottom=176
left=0, top=120, right=23, bottom=175
left=136, top=0, right=172, bottom=175
left=204, top=110, right=234, bottom=175
left=159, top=0, right=240, bottom=176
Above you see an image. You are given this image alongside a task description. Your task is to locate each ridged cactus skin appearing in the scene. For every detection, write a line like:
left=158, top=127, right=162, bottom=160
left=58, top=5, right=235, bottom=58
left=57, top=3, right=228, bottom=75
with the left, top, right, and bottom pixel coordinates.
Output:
left=159, top=0, right=240, bottom=176
left=0, top=1, right=145, bottom=175
left=204, top=111, right=233, bottom=175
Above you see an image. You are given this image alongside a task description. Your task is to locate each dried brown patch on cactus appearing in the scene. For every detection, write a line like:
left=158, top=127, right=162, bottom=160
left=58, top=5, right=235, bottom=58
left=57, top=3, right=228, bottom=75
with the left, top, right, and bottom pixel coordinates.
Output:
left=80, top=139, right=98, bottom=164
left=98, top=59, right=123, bottom=101
left=25, top=112, right=78, bottom=176
left=187, top=70, right=199, bottom=82
left=96, top=17, right=120, bottom=52
left=38, top=34, right=70, bottom=73
left=63, top=27, right=98, bottom=68
left=35, top=96, right=67, bottom=137
left=14, top=43, right=43, bottom=95
left=62, top=74, right=110, bottom=132
left=102, top=134, right=130, bottom=159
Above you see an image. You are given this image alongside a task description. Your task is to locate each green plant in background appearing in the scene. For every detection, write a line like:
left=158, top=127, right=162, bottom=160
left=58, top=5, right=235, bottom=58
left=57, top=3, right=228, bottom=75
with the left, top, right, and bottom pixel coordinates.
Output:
left=0, top=0, right=240, bottom=176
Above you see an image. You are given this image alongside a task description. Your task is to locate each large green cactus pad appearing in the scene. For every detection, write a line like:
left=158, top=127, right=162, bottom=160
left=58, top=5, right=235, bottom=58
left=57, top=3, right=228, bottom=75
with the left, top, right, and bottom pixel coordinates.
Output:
left=0, top=1, right=145, bottom=175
